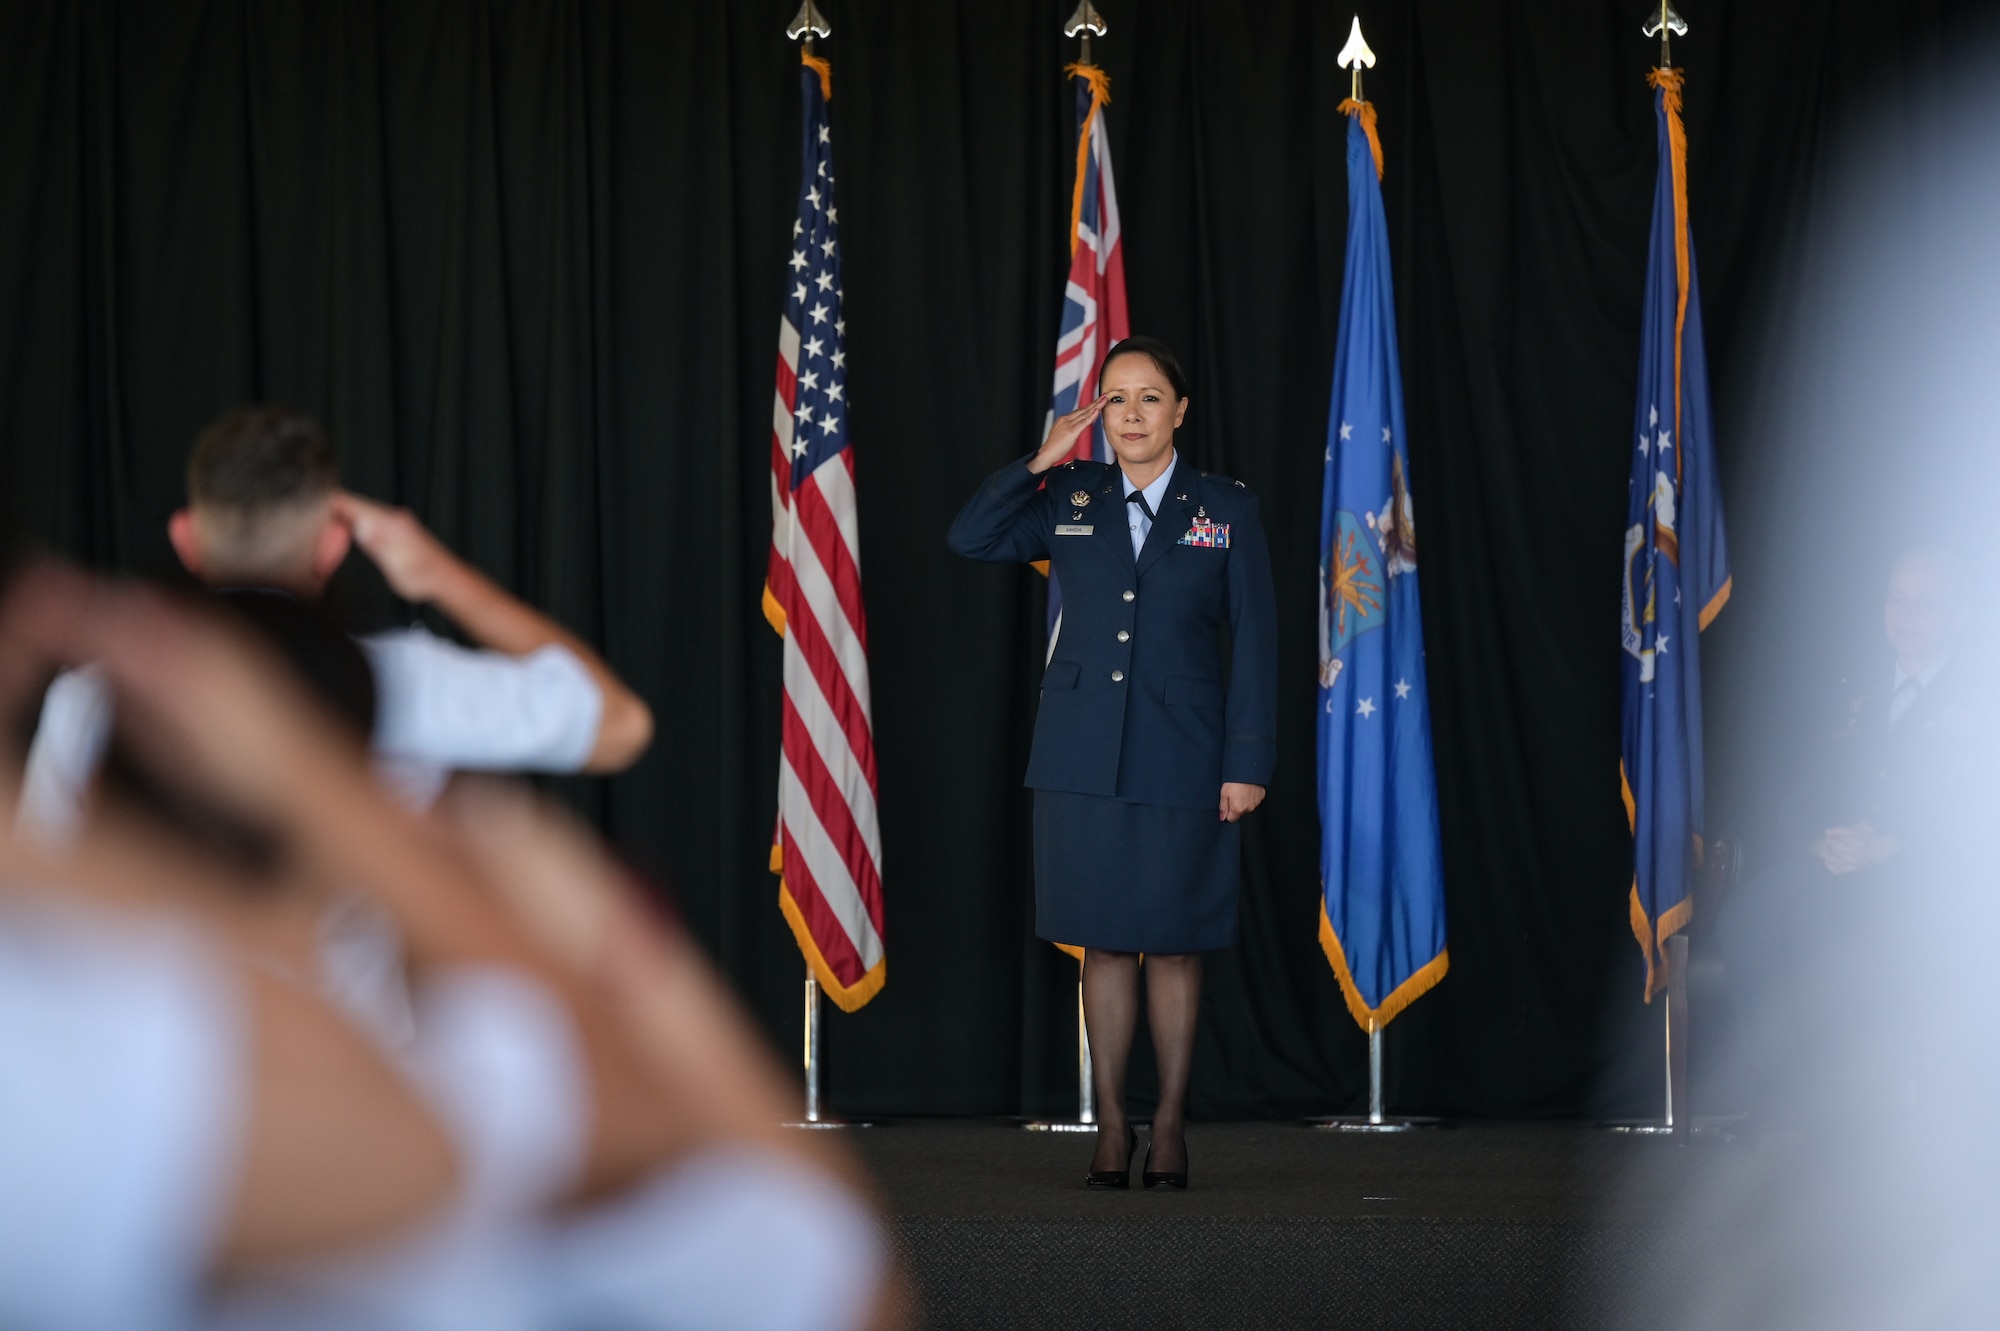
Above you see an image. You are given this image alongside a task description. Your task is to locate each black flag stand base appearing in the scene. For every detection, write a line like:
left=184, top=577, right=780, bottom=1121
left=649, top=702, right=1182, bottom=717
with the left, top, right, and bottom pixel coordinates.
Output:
left=1302, top=1026, right=1448, bottom=1132
left=1024, top=976, right=1099, bottom=1133
left=783, top=970, right=876, bottom=1130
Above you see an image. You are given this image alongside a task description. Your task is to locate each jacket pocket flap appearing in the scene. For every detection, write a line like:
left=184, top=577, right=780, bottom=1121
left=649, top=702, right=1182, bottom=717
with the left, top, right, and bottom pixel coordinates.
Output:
left=1164, top=674, right=1224, bottom=708
left=1043, top=659, right=1082, bottom=690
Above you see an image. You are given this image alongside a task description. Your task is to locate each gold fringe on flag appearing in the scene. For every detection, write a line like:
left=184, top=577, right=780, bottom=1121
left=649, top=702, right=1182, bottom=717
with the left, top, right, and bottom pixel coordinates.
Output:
left=1646, top=68, right=1689, bottom=484
left=1064, top=63, right=1113, bottom=255
left=1319, top=900, right=1448, bottom=1032
left=1337, top=98, right=1385, bottom=179
left=775, top=859, right=887, bottom=1013
left=1620, top=761, right=1701, bottom=1001
left=802, top=50, right=832, bottom=101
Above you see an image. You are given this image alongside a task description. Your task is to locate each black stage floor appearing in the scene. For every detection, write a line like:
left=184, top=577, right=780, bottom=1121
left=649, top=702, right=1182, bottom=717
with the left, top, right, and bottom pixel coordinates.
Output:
left=859, top=1120, right=1736, bottom=1330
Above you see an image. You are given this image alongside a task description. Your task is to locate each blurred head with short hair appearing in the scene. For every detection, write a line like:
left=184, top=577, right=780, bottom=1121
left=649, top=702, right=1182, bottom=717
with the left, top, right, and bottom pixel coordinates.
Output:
left=1884, top=545, right=1966, bottom=674
left=168, top=406, right=350, bottom=596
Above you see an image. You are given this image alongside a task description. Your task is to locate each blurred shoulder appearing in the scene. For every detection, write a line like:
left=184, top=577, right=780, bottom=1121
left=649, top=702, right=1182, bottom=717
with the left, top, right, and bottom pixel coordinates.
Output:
left=1055, top=458, right=1116, bottom=478
left=1190, top=468, right=1259, bottom=512
left=1053, top=459, right=1118, bottom=492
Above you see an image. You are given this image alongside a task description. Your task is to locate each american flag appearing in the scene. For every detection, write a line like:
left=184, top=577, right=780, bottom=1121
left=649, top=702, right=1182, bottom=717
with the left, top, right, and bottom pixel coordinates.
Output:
left=763, top=53, right=885, bottom=1013
left=1045, top=63, right=1130, bottom=652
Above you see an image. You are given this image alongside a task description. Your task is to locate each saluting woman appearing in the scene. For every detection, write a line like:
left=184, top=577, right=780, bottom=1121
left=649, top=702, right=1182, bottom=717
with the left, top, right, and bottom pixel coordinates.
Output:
left=948, top=336, right=1277, bottom=1190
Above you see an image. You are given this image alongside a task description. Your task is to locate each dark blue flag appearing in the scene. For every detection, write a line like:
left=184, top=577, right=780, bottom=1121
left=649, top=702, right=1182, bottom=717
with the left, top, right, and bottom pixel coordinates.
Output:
left=1620, top=71, right=1730, bottom=998
left=1318, top=101, right=1448, bottom=1032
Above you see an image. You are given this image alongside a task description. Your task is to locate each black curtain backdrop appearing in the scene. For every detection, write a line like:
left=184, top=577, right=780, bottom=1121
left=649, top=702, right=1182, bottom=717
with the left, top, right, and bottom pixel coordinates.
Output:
left=0, top=0, right=1988, bottom=1119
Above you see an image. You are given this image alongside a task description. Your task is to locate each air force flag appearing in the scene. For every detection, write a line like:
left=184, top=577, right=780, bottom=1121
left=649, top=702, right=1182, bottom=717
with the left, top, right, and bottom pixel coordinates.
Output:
left=1317, top=99, right=1448, bottom=1032
left=1620, top=69, right=1730, bottom=999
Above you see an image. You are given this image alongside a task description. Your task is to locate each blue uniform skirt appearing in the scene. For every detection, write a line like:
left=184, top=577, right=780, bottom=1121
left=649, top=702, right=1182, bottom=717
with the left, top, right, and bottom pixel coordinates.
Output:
left=1032, top=790, right=1241, bottom=953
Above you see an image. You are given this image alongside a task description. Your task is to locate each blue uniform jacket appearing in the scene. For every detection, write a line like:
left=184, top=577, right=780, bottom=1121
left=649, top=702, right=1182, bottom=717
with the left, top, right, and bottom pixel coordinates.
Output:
left=948, top=455, right=1278, bottom=810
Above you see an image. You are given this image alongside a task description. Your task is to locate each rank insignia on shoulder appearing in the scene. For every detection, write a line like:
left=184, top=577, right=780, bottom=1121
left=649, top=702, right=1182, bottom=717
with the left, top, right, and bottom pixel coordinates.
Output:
left=1070, top=490, right=1090, bottom=507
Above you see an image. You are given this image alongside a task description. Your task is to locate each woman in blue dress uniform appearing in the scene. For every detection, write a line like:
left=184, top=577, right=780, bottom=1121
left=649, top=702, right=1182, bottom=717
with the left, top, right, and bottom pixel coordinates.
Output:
left=948, top=337, right=1277, bottom=1189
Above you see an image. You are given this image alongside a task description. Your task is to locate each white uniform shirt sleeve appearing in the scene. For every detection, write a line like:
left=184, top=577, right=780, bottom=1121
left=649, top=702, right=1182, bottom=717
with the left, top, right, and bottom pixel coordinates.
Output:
left=18, top=667, right=114, bottom=848
left=537, top=1148, right=888, bottom=1331
left=361, top=627, right=605, bottom=777
left=0, top=904, right=242, bottom=1331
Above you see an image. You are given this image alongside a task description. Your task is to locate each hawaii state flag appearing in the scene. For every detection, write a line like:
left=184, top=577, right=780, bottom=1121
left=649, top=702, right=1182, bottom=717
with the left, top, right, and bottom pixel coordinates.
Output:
left=1042, top=61, right=1128, bottom=964
left=1620, top=69, right=1730, bottom=999
left=1043, top=62, right=1129, bottom=650
left=1317, top=98, right=1448, bottom=1032
left=763, top=51, right=886, bottom=1012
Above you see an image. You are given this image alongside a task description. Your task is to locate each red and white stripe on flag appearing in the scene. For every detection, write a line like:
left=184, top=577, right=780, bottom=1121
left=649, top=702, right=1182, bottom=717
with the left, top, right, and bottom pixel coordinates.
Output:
left=1048, top=63, right=1129, bottom=470
left=1043, top=63, right=1130, bottom=962
left=762, top=53, right=885, bottom=1012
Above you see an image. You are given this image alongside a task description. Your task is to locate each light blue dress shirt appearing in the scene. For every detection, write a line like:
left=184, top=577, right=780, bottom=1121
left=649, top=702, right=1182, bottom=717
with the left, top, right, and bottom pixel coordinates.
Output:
left=1119, top=451, right=1179, bottom=558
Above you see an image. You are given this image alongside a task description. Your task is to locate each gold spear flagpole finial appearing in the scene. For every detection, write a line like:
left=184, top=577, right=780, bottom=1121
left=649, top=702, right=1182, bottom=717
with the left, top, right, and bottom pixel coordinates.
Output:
left=787, top=0, right=831, bottom=49
left=1641, top=0, right=1687, bottom=68
left=1338, top=16, right=1376, bottom=103
left=1064, top=0, right=1107, bottom=64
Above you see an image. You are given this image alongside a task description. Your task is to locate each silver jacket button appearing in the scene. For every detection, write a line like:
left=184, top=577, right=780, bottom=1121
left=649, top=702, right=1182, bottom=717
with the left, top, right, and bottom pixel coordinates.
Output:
left=1116, top=630, right=1130, bottom=642
left=1111, top=670, right=1125, bottom=682
left=1122, top=589, right=1135, bottom=602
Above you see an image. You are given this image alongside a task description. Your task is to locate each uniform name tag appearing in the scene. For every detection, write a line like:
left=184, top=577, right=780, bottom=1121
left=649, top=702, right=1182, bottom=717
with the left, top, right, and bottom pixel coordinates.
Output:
left=1056, top=524, right=1094, bottom=535
left=1178, top=522, right=1230, bottom=548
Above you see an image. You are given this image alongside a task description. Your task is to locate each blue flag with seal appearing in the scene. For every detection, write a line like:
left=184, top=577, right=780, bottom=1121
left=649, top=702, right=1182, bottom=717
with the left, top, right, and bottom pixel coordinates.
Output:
left=1317, top=99, right=1447, bottom=1032
left=1620, top=69, right=1731, bottom=1000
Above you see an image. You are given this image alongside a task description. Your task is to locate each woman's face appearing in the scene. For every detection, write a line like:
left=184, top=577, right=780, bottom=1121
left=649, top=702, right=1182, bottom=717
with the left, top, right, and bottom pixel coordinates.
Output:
left=1101, top=354, right=1188, bottom=470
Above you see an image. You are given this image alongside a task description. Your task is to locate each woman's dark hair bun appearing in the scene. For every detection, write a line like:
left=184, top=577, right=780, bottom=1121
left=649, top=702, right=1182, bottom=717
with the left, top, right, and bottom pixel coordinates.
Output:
left=1100, top=336, right=1190, bottom=401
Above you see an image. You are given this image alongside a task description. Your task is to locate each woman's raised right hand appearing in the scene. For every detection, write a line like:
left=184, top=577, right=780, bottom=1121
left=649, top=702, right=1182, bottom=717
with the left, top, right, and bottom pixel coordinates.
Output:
left=1028, top=395, right=1108, bottom=473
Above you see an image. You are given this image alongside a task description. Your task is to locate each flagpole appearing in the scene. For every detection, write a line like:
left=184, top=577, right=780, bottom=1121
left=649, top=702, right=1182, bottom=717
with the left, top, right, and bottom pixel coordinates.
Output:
left=776, top=1, right=876, bottom=1132
left=784, top=969, right=877, bottom=1130
left=1026, top=2, right=1113, bottom=1140
left=804, top=970, right=827, bottom=1123
left=784, top=0, right=829, bottom=49
left=1304, top=1017, right=1444, bottom=1133
left=1642, top=0, right=1685, bottom=71
left=1062, top=0, right=1105, bottom=65
left=1302, top=15, right=1443, bottom=1137
left=1369, top=1027, right=1384, bottom=1122
left=1024, top=963, right=1104, bottom=1127
left=1601, top=0, right=1702, bottom=1145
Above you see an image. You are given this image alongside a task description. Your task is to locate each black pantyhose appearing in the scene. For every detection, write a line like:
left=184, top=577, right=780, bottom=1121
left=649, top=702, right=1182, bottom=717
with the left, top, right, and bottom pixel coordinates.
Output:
left=1083, top=948, right=1202, bottom=1175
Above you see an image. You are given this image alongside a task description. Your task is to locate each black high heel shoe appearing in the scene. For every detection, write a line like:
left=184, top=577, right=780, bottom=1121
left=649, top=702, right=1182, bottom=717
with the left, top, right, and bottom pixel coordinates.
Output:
left=1085, top=1126, right=1137, bottom=1190
left=1142, top=1137, right=1189, bottom=1191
